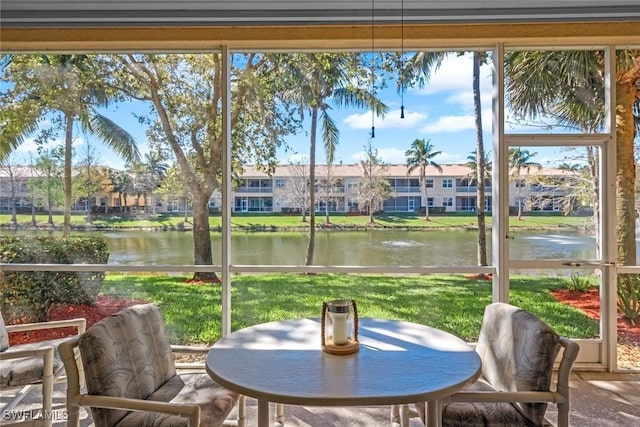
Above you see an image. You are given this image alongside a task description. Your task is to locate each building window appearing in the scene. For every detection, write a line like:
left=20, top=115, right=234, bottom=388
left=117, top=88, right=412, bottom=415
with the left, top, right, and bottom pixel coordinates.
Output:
left=426, top=179, right=434, bottom=188
left=442, top=197, right=453, bottom=207
left=442, top=179, right=453, bottom=188
left=275, top=178, right=285, bottom=189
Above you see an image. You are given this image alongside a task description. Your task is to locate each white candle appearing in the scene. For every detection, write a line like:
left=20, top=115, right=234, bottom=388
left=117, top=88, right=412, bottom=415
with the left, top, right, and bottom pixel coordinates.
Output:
left=329, top=311, right=349, bottom=345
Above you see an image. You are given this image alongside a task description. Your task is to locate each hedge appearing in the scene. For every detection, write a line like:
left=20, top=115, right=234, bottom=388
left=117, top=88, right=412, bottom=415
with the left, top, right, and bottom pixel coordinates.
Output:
left=0, top=236, right=109, bottom=322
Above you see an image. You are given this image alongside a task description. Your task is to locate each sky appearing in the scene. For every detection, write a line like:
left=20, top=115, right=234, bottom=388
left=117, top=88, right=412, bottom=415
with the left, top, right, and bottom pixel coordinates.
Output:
left=280, top=53, right=495, bottom=167
left=10, top=53, right=571, bottom=170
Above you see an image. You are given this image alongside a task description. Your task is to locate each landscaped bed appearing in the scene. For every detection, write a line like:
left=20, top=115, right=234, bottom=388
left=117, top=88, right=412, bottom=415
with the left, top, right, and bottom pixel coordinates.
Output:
left=6, top=273, right=638, bottom=368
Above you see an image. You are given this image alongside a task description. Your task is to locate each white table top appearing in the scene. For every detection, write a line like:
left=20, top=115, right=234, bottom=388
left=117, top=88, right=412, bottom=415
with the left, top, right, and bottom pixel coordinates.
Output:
left=206, top=318, right=481, bottom=407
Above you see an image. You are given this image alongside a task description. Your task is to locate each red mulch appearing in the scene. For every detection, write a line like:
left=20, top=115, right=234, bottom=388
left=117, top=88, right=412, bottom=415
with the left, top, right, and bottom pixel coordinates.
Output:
left=7, top=296, right=147, bottom=346
left=551, top=288, right=640, bottom=343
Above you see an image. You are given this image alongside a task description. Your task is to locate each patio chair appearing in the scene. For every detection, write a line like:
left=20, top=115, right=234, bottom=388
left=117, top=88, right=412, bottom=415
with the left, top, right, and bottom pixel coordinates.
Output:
left=0, top=309, right=86, bottom=427
left=59, top=303, right=246, bottom=427
left=410, top=302, right=580, bottom=427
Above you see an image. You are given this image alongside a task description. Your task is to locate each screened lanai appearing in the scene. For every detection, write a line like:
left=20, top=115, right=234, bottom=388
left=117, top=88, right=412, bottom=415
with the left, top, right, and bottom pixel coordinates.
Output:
left=1, top=1, right=640, bottom=373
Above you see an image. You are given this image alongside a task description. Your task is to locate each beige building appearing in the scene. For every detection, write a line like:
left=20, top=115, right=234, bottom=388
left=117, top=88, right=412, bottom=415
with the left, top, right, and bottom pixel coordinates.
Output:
left=228, top=163, right=575, bottom=214
left=1, top=164, right=576, bottom=215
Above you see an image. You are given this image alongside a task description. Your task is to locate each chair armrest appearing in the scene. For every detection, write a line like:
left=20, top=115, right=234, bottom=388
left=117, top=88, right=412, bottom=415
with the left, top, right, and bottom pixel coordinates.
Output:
left=0, top=346, right=54, bottom=363
left=447, top=390, right=564, bottom=404
left=74, top=394, right=200, bottom=427
left=5, top=318, right=87, bottom=335
left=171, top=345, right=208, bottom=370
left=171, top=345, right=209, bottom=355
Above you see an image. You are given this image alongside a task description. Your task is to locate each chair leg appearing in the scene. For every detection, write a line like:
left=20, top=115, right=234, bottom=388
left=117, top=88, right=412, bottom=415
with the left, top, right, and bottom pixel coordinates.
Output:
left=391, top=404, right=401, bottom=427
left=399, top=404, right=410, bottom=427
left=274, top=402, right=285, bottom=427
left=556, top=401, right=569, bottom=427
left=237, top=395, right=247, bottom=427
left=41, top=347, right=54, bottom=427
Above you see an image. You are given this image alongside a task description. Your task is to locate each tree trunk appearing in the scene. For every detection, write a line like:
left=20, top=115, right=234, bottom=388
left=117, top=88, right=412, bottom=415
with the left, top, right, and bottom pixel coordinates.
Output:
left=369, top=201, right=374, bottom=223
left=191, top=192, right=218, bottom=282
left=517, top=185, right=523, bottom=220
left=586, top=147, right=600, bottom=257
left=616, top=82, right=637, bottom=266
left=424, top=185, right=430, bottom=221
left=325, top=198, right=330, bottom=224
left=63, top=114, right=73, bottom=236
left=305, top=107, right=319, bottom=266
left=472, top=52, right=488, bottom=266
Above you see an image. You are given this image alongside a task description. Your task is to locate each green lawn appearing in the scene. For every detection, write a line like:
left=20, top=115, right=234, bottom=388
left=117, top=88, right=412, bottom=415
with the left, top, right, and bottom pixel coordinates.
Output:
left=102, top=273, right=598, bottom=345
left=1, top=212, right=589, bottom=231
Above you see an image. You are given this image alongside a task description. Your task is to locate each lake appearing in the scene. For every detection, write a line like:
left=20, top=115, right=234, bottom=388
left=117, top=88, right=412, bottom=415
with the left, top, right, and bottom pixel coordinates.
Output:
left=30, top=228, right=597, bottom=266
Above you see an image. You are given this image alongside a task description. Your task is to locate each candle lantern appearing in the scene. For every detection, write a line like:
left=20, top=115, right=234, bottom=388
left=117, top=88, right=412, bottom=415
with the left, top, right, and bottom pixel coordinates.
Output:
left=321, top=299, right=359, bottom=355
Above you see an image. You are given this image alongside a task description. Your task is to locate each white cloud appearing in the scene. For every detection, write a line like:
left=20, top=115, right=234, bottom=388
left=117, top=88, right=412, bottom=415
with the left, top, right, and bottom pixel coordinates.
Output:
left=343, top=109, right=427, bottom=130
left=434, top=151, right=467, bottom=164
left=421, top=115, right=476, bottom=134
left=414, top=53, right=493, bottom=110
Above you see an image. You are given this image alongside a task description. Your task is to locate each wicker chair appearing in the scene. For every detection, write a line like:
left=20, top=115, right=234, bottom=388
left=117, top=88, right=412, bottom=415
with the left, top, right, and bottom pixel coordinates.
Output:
left=410, top=302, right=580, bottom=427
left=0, top=310, right=86, bottom=427
left=59, top=303, right=245, bottom=427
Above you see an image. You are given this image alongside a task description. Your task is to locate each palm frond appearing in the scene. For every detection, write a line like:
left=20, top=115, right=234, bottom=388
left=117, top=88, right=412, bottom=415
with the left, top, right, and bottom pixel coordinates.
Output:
left=90, top=113, right=141, bottom=164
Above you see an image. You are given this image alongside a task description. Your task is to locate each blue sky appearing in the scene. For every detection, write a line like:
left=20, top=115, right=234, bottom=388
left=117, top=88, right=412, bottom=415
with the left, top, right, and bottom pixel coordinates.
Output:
left=278, top=53, right=495, bottom=167
left=11, top=53, right=569, bottom=170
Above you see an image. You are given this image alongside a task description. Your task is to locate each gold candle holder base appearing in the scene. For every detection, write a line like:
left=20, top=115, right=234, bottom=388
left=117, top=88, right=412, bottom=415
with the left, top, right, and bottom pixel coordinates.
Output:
left=321, top=339, right=359, bottom=355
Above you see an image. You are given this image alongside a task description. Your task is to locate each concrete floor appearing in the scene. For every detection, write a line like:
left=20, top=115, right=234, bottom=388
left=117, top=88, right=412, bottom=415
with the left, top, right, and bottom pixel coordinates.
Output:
left=2, top=371, right=639, bottom=426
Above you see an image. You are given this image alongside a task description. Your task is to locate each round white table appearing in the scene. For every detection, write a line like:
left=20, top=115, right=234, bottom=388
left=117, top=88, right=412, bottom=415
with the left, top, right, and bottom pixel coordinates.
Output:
left=206, top=318, right=481, bottom=427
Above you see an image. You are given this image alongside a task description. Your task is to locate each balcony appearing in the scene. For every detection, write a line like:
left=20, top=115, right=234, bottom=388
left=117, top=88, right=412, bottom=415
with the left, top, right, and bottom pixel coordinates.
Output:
left=391, top=186, right=421, bottom=193
left=235, top=186, right=274, bottom=193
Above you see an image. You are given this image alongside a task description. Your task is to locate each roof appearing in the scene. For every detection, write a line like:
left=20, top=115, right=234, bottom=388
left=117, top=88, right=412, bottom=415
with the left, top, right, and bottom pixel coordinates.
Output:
left=2, top=1, right=639, bottom=27
left=240, top=163, right=573, bottom=178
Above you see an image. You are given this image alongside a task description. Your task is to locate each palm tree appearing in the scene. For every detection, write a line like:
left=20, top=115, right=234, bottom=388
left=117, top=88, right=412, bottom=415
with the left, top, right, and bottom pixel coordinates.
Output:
left=402, top=51, right=491, bottom=263
left=509, top=148, right=542, bottom=220
left=0, top=54, right=140, bottom=234
left=465, top=149, right=492, bottom=265
left=504, top=49, right=640, bottom=265
left=132, top=150, right=169, bottom=214
left=279, top=53, right=388, bottom=265
left=406, top=138, right=442, bottom=221
left=471, top=51, right=489, bottom=266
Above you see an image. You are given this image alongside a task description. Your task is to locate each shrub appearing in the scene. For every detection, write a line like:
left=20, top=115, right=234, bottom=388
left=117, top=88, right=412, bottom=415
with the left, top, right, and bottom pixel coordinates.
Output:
left=565, top=274, right=594, bottom=292
left=618, top=274, right=640, bottom=326
left=0, top=236, right=109, bottom=322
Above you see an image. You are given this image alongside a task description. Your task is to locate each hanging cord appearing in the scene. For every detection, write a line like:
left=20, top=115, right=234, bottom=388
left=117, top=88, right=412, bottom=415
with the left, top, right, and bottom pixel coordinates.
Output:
left=400, top=0, right=405, bottom=119
left=371, top=0, right=376, bottom=138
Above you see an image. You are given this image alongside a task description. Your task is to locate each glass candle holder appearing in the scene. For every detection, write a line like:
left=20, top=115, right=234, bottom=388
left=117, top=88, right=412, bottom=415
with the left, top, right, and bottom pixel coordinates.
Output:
left=321, top=299, right=359, bottom=355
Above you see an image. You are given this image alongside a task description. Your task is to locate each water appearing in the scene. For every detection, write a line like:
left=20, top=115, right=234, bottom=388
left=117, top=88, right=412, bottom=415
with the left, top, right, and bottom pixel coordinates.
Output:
left=5, top=228, right=597, bottom=266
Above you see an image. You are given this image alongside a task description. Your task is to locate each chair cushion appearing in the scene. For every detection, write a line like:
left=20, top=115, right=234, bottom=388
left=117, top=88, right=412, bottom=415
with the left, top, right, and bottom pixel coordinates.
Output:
left=0, top=337, right=67, bottom=387
left=441, top=378, right=538, bottom=427
left=114, top=373, right=239, bottom=427
left=79, top=304, right=176, bottom=427
left=475, top=302, right=560, bottom=425
left=0, top=312, right=9, bottom=352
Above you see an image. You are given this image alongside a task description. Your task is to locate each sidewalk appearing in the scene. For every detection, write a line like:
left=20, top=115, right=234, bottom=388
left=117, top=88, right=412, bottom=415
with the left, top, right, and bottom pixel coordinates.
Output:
left=2, top=372, right=639, bottom=426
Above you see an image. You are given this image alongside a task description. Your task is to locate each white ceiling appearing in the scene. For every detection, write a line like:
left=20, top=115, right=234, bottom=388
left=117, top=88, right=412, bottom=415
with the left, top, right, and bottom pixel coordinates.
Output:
left=2, top=0, right=640, bottom=27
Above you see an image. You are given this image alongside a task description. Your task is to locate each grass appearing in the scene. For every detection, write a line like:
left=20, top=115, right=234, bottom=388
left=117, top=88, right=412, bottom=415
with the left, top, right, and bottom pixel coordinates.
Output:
left=102, top=273, right=599, bottom=345
left=1, top=212, right=589, bottom=231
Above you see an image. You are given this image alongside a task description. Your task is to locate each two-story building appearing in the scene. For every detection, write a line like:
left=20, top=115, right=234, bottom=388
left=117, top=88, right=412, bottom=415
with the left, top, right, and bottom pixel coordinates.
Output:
left=0, top=163, right=577, bottom=216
